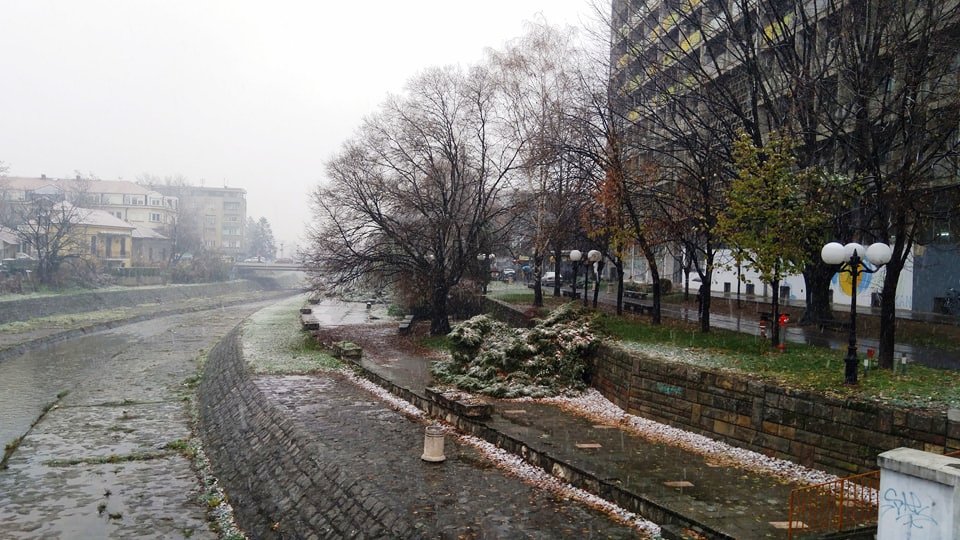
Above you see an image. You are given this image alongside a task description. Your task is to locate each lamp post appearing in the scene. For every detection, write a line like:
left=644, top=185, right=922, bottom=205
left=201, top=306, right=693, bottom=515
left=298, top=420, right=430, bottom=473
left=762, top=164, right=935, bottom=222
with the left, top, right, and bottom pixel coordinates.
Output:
left=586, top=249, right=602, bottom=308
left=820, top=241, right=892, bottom=385
left=477, top=253, right=495, bottom=294
left=569, top=249, right=582, bottom=300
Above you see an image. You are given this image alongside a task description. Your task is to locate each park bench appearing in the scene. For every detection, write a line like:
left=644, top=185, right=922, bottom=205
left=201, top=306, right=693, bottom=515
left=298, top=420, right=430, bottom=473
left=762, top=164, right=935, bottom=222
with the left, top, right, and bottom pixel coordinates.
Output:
left=623, top=300, right=654, bottom=315
left=299, top=312, right=320, bottom=331
left=561, top=290, right=581, bottom=299
left=398, top=315, right=415, bottom=335
left=623, top=290, right=649, bottom=300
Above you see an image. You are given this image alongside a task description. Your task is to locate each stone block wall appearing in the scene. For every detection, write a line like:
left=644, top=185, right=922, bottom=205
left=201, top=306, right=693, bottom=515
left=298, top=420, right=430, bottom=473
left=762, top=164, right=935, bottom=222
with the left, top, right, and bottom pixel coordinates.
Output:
left=0, top=280, right=275, bottom=325
left=197, top=329, right=413, bottom=539
left=592, top=344, right=960, bottom=475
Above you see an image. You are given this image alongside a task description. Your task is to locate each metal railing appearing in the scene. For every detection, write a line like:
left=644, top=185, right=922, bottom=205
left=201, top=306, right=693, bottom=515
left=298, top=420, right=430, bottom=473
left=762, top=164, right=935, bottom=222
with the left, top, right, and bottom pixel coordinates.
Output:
left=787, top=470, right=880, bottom=538
left=787, top=449, right=960, bottom=539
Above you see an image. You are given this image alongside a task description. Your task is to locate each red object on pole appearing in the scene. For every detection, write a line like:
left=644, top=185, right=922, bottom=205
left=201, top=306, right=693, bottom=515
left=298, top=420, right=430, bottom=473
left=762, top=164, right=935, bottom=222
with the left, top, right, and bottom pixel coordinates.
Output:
left=777, top=314, right=789, bottom=352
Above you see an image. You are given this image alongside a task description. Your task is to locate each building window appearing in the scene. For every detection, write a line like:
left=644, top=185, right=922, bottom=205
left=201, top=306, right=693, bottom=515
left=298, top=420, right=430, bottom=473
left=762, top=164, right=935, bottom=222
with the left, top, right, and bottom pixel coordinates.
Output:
left=150, top=213, right=161, bottom=222
left=90, top=236, right=97, bottom=255
left=115, top=212, right=123, bottom=219
left=120, top=238, right=126, bottom=257
left=205, top=216, right=217, bottom=226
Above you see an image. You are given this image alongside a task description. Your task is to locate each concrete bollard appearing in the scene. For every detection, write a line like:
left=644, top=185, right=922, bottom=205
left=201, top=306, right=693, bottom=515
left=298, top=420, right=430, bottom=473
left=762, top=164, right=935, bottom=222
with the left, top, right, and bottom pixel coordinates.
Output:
left=421, top=424, right=446, bottom=463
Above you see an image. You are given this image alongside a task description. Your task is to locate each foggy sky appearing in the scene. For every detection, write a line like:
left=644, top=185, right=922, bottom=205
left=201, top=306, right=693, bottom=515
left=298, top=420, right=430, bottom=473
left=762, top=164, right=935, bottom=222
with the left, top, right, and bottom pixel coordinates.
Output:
left=0, top=0, right=596, bottom=253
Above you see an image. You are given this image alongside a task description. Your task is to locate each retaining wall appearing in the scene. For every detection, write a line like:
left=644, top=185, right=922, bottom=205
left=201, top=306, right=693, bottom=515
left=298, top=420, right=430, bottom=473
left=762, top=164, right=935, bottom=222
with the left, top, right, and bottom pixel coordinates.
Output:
left=592, top=343, right=960, bottom=475
left=482, top=299, right=960, bottom=476
left=197, top=330, right=413, bottom=539
left=0, top=280, right=276, bottom=325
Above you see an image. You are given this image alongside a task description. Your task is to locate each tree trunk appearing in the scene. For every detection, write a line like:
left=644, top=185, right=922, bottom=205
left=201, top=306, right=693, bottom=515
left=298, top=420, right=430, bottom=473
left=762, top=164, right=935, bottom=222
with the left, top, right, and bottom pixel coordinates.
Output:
left=699, top=282, right=711, bottom=333
left=878, top=257, right=903, bottom=370
left=615, top=260, right=624, bottom=316
left=801, top=261, right=835, bottom=325
left=592, top=260, right=604, bottom=308
left=430, top=281, right=451, bottom=335
left=771, top=278, right=781, bottom=347
left=698, top=253, right=715, bottom=333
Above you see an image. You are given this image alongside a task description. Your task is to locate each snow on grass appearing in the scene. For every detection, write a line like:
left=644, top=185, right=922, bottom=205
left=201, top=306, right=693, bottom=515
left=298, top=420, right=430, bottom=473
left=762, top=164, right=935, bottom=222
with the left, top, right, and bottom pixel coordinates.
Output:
left=618, top=341, right=737, bottom=370
left=242, top=294, right=340, bottom=374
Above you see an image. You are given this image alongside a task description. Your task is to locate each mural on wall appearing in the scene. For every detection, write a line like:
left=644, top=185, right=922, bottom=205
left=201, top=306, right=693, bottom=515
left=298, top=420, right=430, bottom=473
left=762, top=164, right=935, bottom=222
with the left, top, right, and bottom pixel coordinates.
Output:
left=833, top=262, right=873, bottom=298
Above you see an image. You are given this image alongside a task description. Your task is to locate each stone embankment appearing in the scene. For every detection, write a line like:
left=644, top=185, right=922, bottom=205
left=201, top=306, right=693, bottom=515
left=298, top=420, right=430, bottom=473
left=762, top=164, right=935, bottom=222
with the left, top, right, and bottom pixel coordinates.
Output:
left=197, top=330, right=415, bottom=539
left=0, top=278, right=302, bottom=363
left=0, top=279, right=286, bottom=325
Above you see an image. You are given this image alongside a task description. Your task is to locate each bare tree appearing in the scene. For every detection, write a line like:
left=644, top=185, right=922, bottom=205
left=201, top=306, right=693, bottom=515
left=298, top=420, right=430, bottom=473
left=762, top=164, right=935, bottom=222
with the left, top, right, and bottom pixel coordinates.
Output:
left=306, top=66, right=519, bottom=334
left=491, top=22, right=592, bottom=306
left=831, top=0, right=960, bottom=368
left=1, top=181, right=92, bottom=285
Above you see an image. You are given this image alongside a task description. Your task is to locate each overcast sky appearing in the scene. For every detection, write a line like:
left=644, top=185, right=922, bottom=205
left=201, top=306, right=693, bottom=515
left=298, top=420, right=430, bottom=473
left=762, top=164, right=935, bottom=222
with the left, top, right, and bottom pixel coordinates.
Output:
left=0, top=1, right=598, bottom=254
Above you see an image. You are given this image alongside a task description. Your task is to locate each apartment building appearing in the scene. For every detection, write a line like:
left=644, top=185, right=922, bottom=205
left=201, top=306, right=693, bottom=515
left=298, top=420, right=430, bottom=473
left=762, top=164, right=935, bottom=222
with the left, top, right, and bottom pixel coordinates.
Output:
left=157, top=185, right=247, bottom=259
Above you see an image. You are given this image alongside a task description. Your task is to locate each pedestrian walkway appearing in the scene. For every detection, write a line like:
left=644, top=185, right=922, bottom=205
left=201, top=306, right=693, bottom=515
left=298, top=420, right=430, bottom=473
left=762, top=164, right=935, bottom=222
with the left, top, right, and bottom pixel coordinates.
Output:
left=497, top=282, right=960, bottom=370
left=320, top=322, right=815, bottom=539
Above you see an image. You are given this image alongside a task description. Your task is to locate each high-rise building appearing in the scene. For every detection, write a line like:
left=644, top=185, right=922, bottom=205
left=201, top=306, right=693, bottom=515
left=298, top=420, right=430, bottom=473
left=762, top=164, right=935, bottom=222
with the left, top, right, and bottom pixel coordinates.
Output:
left=609, top=0, right=960, bottom=313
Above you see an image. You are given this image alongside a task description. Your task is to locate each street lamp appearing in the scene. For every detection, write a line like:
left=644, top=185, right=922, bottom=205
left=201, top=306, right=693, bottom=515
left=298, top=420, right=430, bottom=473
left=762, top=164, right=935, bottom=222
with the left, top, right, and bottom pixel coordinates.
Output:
left=585, top=249, right=602, bottom=308
left=568, top=249, right=582, bottom=300
left=477, top=253, right=495, bottom=294
left=820, top=241, right=892, bottom=385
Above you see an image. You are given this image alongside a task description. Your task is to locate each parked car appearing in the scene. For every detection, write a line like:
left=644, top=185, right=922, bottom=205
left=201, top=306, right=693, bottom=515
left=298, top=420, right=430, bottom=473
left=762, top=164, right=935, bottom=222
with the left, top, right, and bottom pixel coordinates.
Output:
left=542, top=271, right=563, bottom=287
left=501, top=268, right=516, bottom=282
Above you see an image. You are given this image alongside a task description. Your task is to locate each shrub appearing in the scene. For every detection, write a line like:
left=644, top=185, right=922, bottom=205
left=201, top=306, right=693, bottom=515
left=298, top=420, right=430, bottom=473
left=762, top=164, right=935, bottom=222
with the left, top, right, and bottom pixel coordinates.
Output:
left=658, top=278, right=673, bottom=294
left=431, top=303, right=599, bottom=398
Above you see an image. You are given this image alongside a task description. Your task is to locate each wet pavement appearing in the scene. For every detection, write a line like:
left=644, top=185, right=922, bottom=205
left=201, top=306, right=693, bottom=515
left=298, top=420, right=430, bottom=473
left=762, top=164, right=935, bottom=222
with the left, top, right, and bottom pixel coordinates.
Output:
left=319, top=320, right=808, bottom=538
left=260, top=372, right=640, bottom=538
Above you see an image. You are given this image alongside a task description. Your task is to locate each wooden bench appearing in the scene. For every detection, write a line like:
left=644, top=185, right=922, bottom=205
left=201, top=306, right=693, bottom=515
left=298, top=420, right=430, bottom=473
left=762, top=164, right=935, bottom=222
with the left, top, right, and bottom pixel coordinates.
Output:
left=623, top=300, right=654, bottom=315
left=624, top=290, right=649, bottom=300
left=561, top=290, right=581, bottom=299
left=398, top=315, right=415, bottom=335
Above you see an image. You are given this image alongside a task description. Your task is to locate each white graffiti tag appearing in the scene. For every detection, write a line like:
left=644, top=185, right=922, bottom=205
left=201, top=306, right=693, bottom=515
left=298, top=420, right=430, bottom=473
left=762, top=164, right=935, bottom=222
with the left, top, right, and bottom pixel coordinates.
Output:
left=880, top=488, right=938, bottom=530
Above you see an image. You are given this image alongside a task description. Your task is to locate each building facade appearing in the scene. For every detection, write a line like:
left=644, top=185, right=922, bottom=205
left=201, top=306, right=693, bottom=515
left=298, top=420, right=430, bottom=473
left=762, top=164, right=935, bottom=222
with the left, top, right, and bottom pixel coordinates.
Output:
left=609, top=0, right=960, bottom=314
left=156, top=185, right=247, bottom=259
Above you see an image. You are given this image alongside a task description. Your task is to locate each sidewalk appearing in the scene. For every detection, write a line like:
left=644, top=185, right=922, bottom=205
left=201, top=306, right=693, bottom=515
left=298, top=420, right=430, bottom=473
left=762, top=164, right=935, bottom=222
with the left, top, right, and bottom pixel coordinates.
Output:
left=500, top=281, right=960, bottom=370
left=323, top=322, right=819, bottom=539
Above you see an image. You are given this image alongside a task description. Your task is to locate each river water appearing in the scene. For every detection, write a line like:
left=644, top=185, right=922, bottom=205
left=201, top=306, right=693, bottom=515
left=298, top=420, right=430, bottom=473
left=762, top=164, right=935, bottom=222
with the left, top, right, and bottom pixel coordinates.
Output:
left=0, top=332, right=131, bottom=449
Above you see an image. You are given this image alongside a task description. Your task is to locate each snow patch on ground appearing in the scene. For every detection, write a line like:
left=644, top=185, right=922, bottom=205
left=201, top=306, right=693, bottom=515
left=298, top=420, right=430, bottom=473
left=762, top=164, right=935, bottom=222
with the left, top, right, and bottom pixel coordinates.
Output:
left=524, top=388, right=838, bottom=486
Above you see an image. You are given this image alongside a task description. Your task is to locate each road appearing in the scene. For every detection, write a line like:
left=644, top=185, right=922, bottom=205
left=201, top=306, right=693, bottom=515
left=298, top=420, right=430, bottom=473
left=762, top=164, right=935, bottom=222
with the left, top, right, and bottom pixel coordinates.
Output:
left=0, top=299, right=275, bottom=539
